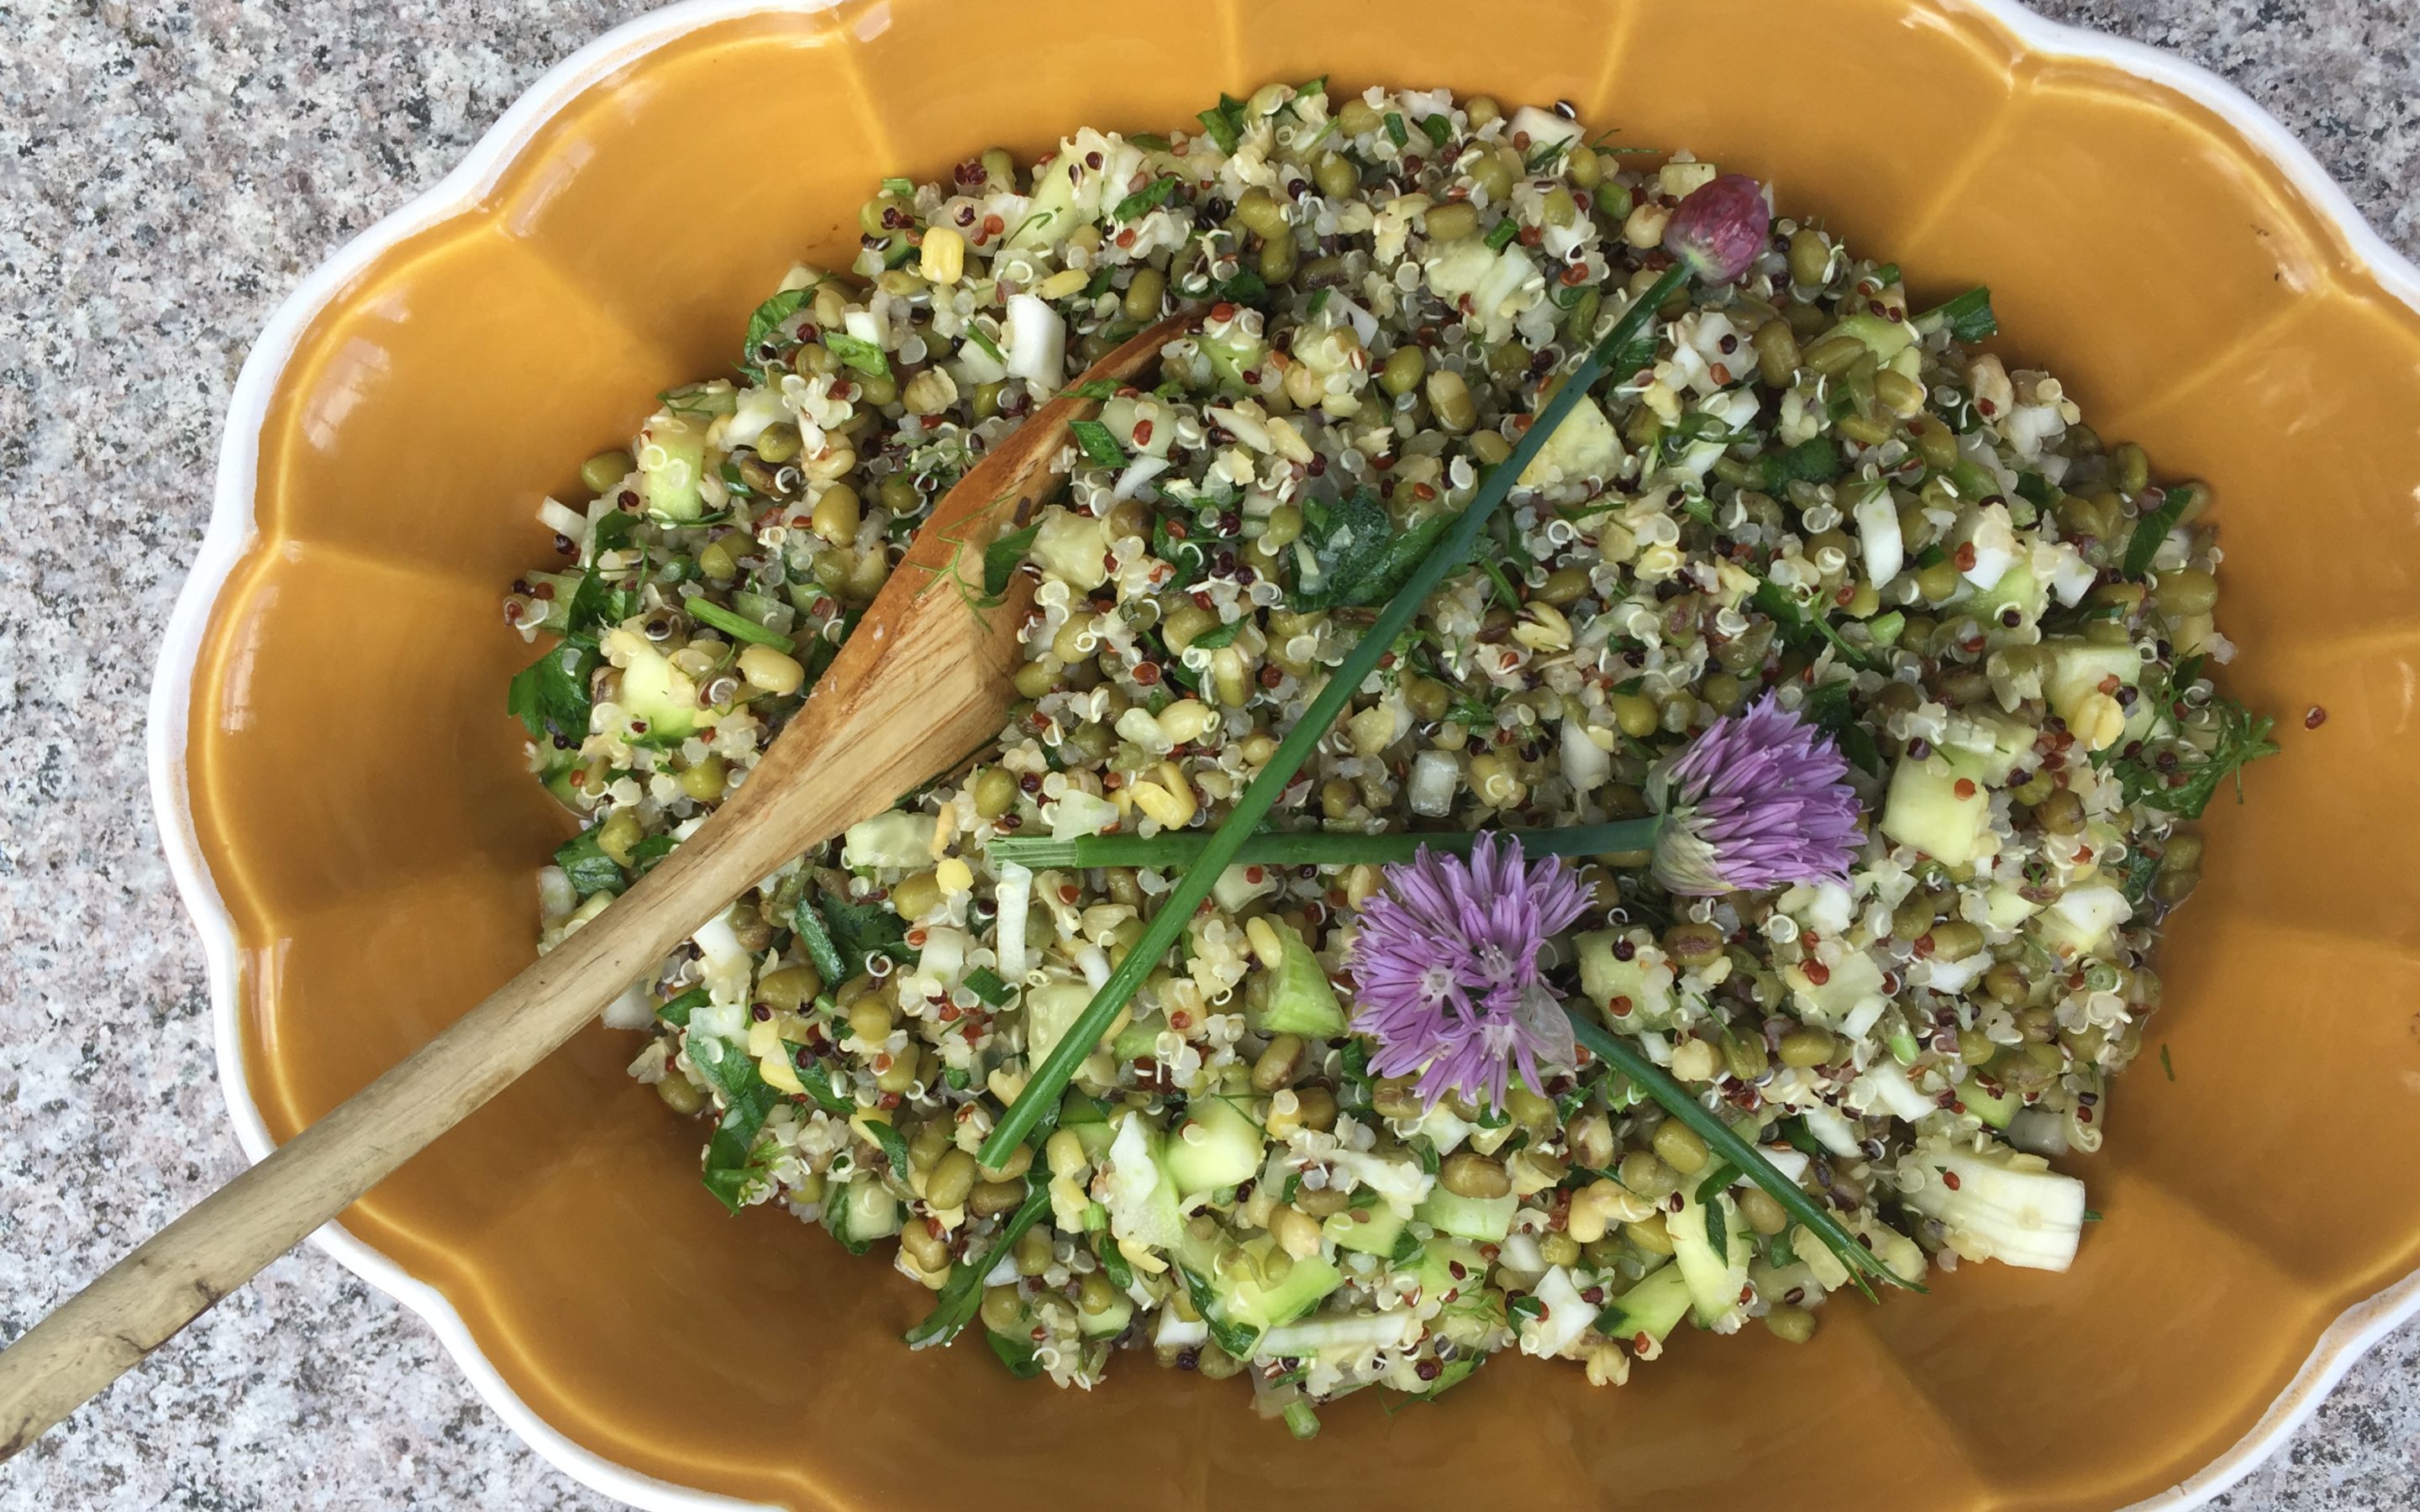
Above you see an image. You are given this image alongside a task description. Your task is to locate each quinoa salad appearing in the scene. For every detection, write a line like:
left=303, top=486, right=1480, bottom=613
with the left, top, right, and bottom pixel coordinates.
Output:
left=500, top=81, right=2273, bottom=1431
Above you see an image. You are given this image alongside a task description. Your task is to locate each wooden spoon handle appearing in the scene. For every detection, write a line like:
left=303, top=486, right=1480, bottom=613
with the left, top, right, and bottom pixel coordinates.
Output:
left=0, top=308, right=1196, bottom=1458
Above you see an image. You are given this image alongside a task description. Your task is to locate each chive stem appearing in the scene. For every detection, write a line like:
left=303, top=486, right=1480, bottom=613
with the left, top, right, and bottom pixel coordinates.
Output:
left=1563, top=1010, right=1925, bottom=1298
left=982, top=818, right=1661, bottom=872
left=976, top=264, right=1692, bottom=1168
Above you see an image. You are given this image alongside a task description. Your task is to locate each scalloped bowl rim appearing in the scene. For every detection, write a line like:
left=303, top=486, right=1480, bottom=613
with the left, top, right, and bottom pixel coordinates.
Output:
left=143, top=2, right=2420, bottom=1507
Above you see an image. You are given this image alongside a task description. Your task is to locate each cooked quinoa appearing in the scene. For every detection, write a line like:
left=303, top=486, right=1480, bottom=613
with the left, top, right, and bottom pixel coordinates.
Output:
left=501, top=81, right=2270, bottom=1428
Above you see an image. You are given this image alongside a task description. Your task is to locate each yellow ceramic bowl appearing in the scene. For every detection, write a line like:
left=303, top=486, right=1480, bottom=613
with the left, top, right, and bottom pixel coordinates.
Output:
left=151, top=2, right=2420, bottom=1508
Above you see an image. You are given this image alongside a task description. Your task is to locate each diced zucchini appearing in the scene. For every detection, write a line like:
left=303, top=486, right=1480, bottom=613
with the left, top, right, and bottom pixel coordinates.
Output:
left=1414, top=1189, right=1518, bottom=1243
left=613, top=633, right=699, bottom=743
left=1880, top=753, right=1991, bottom=866
left=636, top=411, right=709, bottom=522
left=823, top=1179, right=901, bottom=1248
left=1102, top=1113, right=1187, bottom=1252
left=1518, top=392, right=1623, bottom=486
left=1164, top=1095, right=1265, bottom=1195
left=1077, top=1292, right=1135, bottom=1338
left=2043, top=638, right=2155, bottom=742
left=1575, top=929, right=1674, bottom=1026
left=1960, top=1077, right=2019, bottom=1129
left=1323, top=1202, right=1409, bottom=1257
left=1667, top=1191, right=1751, bottom=1328
left=1597, top=1260, right=1692, bottom=1345
left=2039, top=882, right=2130, bottom=960
left=1029, top=507, right=1109, bottom=592
left=1023, top=979, right=1101, bottom=1067
left=1248, top=927, right=1347, bottom=1037
left=1903, top=1143, right=2086, bottom=1272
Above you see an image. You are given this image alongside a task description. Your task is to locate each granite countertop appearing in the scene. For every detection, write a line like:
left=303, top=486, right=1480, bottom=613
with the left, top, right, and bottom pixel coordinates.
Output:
left=1, top=1, right=2414, bottom=1506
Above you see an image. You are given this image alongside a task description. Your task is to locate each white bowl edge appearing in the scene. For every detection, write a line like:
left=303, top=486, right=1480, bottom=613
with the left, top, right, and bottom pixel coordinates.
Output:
left=139, top=2, right=2420, bottom=1509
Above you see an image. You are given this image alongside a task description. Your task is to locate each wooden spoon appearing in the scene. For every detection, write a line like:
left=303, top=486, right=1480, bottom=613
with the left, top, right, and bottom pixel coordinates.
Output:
left=0, top=308, right=1200, bottom=1457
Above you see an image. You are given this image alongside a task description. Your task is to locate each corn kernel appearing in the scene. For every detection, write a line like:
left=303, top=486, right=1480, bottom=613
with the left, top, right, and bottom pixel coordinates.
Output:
left=934, top=856, right=974, bottom=895
left=1038, top=267, right=1089, bottom=300
left=918, top=224, right=966, bottom=284
left=1244, top=916, right=1288, bottom=970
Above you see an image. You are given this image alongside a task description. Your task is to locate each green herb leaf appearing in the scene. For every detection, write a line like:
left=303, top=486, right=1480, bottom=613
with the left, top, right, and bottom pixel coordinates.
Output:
left=686, top=1034, right=779, bottom=1214
left=1292, top=491, right=1455, bottom=612
left=821, top=332, right=892, bottom=379
left=1760, top=436, right=1844, bottom=491
left=1059, top=377, right=1123, bottom=401
left=962, top=966, right=1014, bottom=1006
left=867, top=1117, right=913, bottom=1179
left=879, top=176, right=915, bottom=199
left=791, top=896, right=847, bottom=987
left=1304, top=287, right=1331, bottom=319
left=508, top=638, right=598, bottom=744
left=2015, top=471, right=2056, bottom=507
left=1914, top=286, right=1997, bottom=344
left=1507, top=1292, right=1545, bottom=1322
left=686, top=596, right=796, bottom=654
left=1196, top=94, right=1245, bottom=155
left=553, top=825, right=625, bottom=897
left=1416, top=113, right=1451, bottom=149
left=655, top=988, right=711, bottom=1028
left=1754, top=579, right=1883, bottom=674
left=1096, top=1236, right=1134, bottom=1290
left=1111, top=176, right=1179, bottom=223
left=1212, top=268, right=1268, bottom=305
left=985, top=1329, right=1045, bottom=1378
left=2109, top=693, right=2277, bottom=819
left=2123, top=489, right=2191, bottom=577
left=1067, top=418, right=1127, bottom=469
left=1523, top=138, right=1570, bottom=174
left=1382, top=111, right=1409, bottom=147
left=793, top=1055, right=853, bottom=1116
left=1128, top=131, right=1171, bottom=151
left=982, top=522, right=1039, bottom=599
left=818, top=894, right=917, bottom=979
left=1799, top=680, right=1885, bottom=776
left=1187, top=619, right=1244, bottom=651
left=740, top=286, right=815, bottom=372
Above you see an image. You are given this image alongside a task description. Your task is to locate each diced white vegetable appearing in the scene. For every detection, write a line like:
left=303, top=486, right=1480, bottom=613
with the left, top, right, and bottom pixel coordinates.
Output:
left=1523, top=1266, right=1597, bottom=1360
left=1407, top=749, right=1460, bottom=817
left=1049, top=789, right=1120, bottom=841
left=1030, top=507, right=1109, bottom=591
left=1903, top=1143, right=2088, bottom=1272
left=1113, top=454, right=1169, bottom=501
left=1102, top=1114, right=1186, bottom=1251
left=1560, top=717, right=1611, bottom=792
left=995, top=863, right=1033, bottom=981
left=1800, top=1102, right=1865, bottom=1158
left=1212, top=864, right=1278, bottom=911
left=537, top=496, right=590, bottom=542
left=1509, top=104, right=1585, bottom=152
left=843, top=811, right=933, bottom=870
left=1858, top=1060, right=1941, bottom=1123
left=723, top=386, right=792, bottom=450
left=2041, top=882, right=2130, bottom=959
left=1854, top=483, right=1903, bottom=586
left=692, top=906, right=754, bottom=1005
left=1323, top=1149, right=1435, bottom=1212
left=600, top=980, right=655, bottom=1031
left=1255, top=1310, right=1416, bottom=1359
left=1004, top=292, right=1065, bottom=388
left=1962, top=502, right=2019, bottom=588
left=1155, top=1309, right=1209, bottom=1349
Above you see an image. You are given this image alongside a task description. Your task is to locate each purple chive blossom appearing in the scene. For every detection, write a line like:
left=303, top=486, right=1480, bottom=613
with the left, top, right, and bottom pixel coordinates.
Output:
left=1647, top=696, right=1863, bottom=896
left=1348, top=834, right=1592, bottom=1114
left=1663, top=173, right=1773, bottom=286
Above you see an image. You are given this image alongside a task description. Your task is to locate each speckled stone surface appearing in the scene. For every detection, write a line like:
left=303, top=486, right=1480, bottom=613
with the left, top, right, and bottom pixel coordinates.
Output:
left=0, top=2, right=2412, bottom=1507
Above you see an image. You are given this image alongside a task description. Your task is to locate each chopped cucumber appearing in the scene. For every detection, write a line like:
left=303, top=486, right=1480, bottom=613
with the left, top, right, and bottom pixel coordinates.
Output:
left=1518, top=391, right=1623, bottom=486
left=1101, top=396, right=1174, bottom=459
left=1879, top=753, right=1991, bottom=866
left=1181, top=1232, right=1344, bottom=1332
left=637, top=411, right=709, bottom=522
left=1982, top=883, right=2042, bottom=929
left=1023, top=978, right=1101, bottom=1067
left=1414, top=1188, right=1518, bottom=1243
left=1077, top=1292, right=1135, bottom=1338
left=1960, top=1077, right=2019, bottom=1129
left=1597, top=1260, right=1692, bottom=1345
left=1939, top=707, right=2036, bottom=786
left=1902, top=1142, right=2086, bottom=1272
left=823, top=1179, right=901, bottom=1251
left=1110, top=1011, right=1163, bottom=1063
left=1102, top=1113, right=1187, bottom=1252
left=1793, top=948, right=1884, bottom=1023
left=1198, top=323, right=1269, bottom=392
left=2043, top=638, right=2155, bottom=742
left=2039, top=881, right=2130, bottom=960
left=1029, top=508, right=1110, bottom=592
left=613, top=634, right=699, bottom=743
left=1255, top=1310, right=1414, bottom=1360
left=1575, top=928, right=1675, bottom=1026
left=1954, top=556, right=2046, bottom=644
left=1322, top=1202, right=1408, bottom=1257
left=1164, top=1094, right=1266, bottom=1195
left=1248, top=927, right=1347, bottom=1037
left=1668, top=1191, right=1751, bottom=1328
